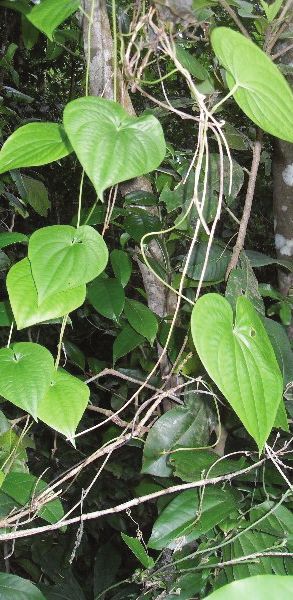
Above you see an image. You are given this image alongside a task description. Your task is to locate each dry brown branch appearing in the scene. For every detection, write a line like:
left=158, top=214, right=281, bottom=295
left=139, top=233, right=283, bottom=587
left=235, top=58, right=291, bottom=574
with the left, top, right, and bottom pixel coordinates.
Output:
left=226, top=131, right=263, bottom=278
left=0, top=455, right=267, bottom=542
left=85, top=368, right=180, bottom=402
left=272, top=41, right=293, bottom=60
left=87, top=405, right=150, bottom=434
left=218, top=0, right=250, bottom=39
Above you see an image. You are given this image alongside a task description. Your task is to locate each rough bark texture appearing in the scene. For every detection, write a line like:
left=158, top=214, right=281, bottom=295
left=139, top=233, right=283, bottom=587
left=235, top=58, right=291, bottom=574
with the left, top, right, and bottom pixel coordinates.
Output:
left=82, top=0, right=177, bottom=379
left=273, top=28, right=293, bottom=337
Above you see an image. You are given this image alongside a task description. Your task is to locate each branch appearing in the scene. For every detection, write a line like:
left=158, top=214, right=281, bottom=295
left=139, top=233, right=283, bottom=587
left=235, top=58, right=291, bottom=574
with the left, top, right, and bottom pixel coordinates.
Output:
left=218, top=0, right=250, bottom=39
left=85, top=368, right=180, bottom=402
left=87, top=405, right=150, bottom=433
left=0, top=457, right=266, bottom=542
left=272, top=42, right=293, bottom=61
left=226, top=131, right=263, bottom=278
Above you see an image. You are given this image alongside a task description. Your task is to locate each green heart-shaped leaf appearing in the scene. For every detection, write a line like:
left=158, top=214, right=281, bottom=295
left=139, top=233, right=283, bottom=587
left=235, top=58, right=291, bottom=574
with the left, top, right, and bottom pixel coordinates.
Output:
left=211, top=28, right=293, bottom=143
left=0, top=123, right=72, bottom=174
left=7, top=258, right=86, bottom=330
left=27, top=0, right=80, bottom=41
left=28, top=225, right=108, bottom=303
left=0, top=342, right=54, bottom=419
left=191, top=294, right=283, bottom=451
left=38, top=368, right=90, bottom=440
left=63, top=96, right=166, bottom=199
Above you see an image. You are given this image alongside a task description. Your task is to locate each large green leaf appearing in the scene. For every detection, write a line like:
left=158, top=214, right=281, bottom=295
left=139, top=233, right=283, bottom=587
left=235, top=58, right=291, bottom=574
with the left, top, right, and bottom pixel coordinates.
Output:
left=142, top=405, right=210, bottom=477
left=28, top=225, right=108, bottom=303
left=0, top=573, right=46, bottom=600
left=87, top=277, right=125, bottom=321
left=38, top=369, right=89, bottom=440
left=1, top=471, right=64, bottom=524
left=124, top=208, right=162, bottom=242
left=7, top=258, right=86, bottom=329
left=223, top=530, right=290, bottom=580
left=124, top=299, right=158, bottom=344
left=250, top=500, right=293, bottom=541
left=27, top=0, right=80, bottom=40
left=0, top=123, right=72, bottom=174
left=205, top=575, right=293, bottom=600
left=63, top=96, right=166, bottom=199
left=183, top=241, right=231, bottom=283
left=211, top=28, right=293, bottom=142
left=148, top=487, right=239, bottom=550
left=0, top=342, right=54, bottom=418
left=171, top=449, right=246, bottom=483
left=191, top=294, right=283, bottom=451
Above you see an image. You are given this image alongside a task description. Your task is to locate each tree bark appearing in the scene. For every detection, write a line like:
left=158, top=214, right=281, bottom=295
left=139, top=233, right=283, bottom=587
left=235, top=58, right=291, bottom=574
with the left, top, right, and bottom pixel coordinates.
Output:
left=273, top=28, right=293, bottom=337
left=82, top=0, right=177, bottom=368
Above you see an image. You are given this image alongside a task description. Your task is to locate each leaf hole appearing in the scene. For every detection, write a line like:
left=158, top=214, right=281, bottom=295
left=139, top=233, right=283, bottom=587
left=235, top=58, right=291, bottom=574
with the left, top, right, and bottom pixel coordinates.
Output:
left=249, top=328, right=256, bottom=337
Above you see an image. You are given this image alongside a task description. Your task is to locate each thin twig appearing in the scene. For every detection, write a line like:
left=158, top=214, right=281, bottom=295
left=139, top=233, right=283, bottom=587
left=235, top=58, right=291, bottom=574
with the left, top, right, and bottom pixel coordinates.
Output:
left=0, top=456, right=267, bottom=542
left=181, top=550, right=293, bottom=573
left=272, top=42, right=293, bottom=61
left=87, top=405, right=149, bottom=433
left=85, top=368, right=180, bottom=401
left=226, top=130, right=263, bottom=278
left=218, top=0, right=250, bottom=39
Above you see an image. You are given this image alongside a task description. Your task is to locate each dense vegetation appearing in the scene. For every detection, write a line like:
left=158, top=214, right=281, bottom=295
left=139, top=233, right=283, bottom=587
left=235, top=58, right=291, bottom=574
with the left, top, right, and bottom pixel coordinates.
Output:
left=0, top=0, right=292, bottom=598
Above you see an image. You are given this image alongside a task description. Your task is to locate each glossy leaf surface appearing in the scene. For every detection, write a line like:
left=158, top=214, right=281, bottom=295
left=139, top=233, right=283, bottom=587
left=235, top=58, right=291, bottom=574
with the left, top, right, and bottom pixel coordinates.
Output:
left=148, top=487, right=239, bottom=550
left=191, top=294, right=283, bottom=451
left=63, top=96, right=166, bottom=199
left=0, top=342, right=54, bottom=418
left=0, top=123, right=72, bottom=174
left=38, top=368, right=89, bottom=440
left=0, top=573, right=46, bottom=600
left=28, top=225, right=108, bottom=303
left=142, top=406, right=209, bottom=477
left=7, top=258, right=86, bottom=329
left=28, top=0, right=80, bottom=40
left=87, top=277, right=125, bottom=321
left=211, top=28, right=293, bottom=142
left=124, top=299, right=158, bottom=344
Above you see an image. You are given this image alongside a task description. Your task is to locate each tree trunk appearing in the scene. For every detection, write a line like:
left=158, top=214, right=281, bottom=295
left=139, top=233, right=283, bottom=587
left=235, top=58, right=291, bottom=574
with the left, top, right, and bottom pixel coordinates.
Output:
left=81, top=0, right=177, bottom=372
left=273, top=29, right=293, bottom=338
